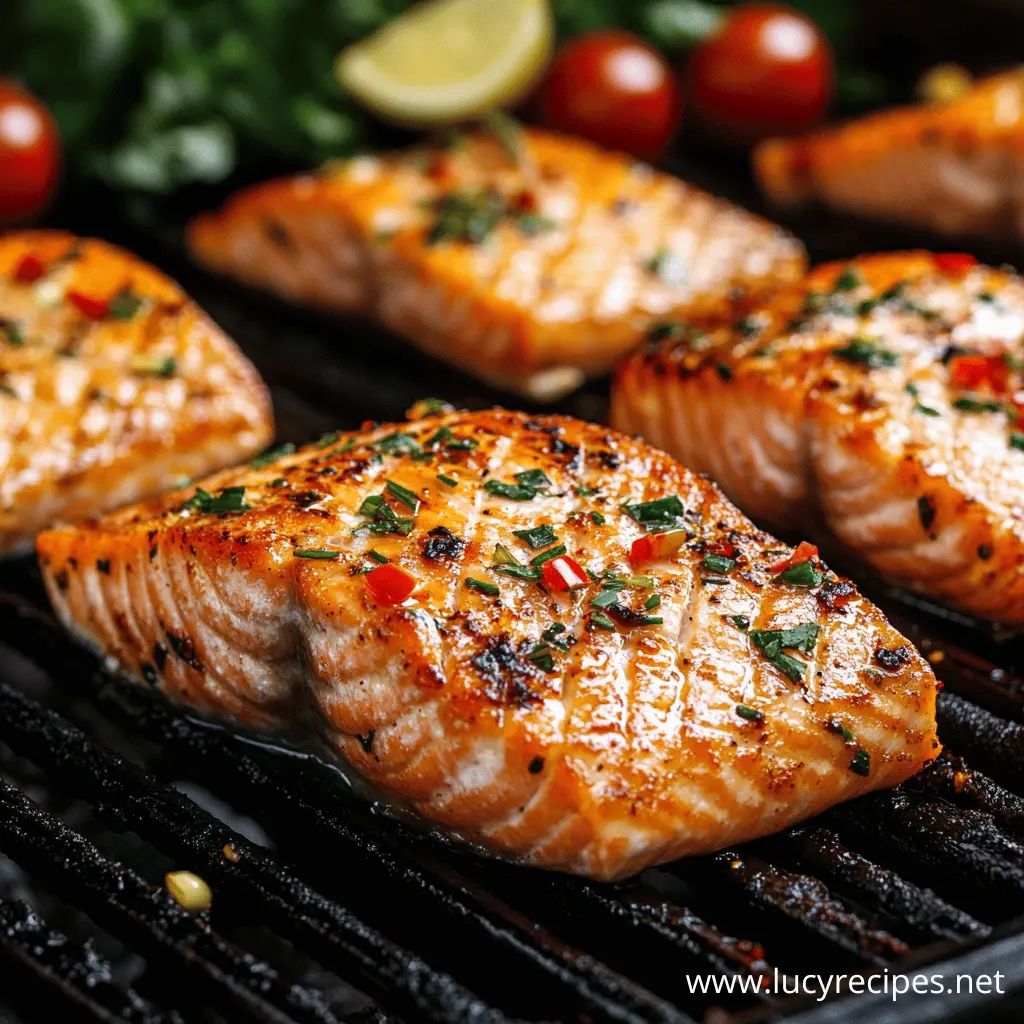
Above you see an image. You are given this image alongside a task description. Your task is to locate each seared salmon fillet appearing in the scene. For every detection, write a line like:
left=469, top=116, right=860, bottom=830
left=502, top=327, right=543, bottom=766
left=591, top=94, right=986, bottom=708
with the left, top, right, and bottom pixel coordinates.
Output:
left=755, top=70, right=1024, bottom=240
left=613, top=251, right=1024, bottom=623
left=37, top=407, right=938, bottom=879
left=0, top=231, right=273, bottom=554
left=187, top=128, right=806, bottom=400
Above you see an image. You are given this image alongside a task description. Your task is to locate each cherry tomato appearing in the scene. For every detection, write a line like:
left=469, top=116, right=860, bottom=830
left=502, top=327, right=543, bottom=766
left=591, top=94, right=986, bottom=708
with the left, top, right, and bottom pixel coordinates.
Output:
left=688, top=4, right=834, bottom=141
left=948, top=355, right=1010, bottom=393
left=0, top=80, right=60, bottom=224
left=538, top=30, right=680, bottom=159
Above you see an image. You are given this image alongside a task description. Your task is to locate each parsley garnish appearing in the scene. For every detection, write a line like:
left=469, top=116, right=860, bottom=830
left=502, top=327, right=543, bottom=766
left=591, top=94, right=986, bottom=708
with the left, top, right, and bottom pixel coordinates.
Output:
left=427, top=190, right=508, bottom=246
left=357, top=494, right=414, bottom=536
left=621, top=495, right=686, bottom=532
left=776, top=561, right=824, bottom=587
left=108, top=288, right=144, bottom=321
left=484, top=480, right=538, bottom=501
left=250, top=443, right=296, bottom=469
left=1011, top=433, right=1024, bottom=452
left=835, top=267, right=862, bottom=291
left=703, top=553, right=736, bottom=574
left=180, top=486, right=250, bottom=514
left=749, top=622, right=819, bottom=683
left=366, top=550, right=389, bottom=564
left=376, top=432, right=422, bottom=455
left=577, top=485, right=600, bottom=497
left=385, top=479, right=420, bottom=512
left=591, top=510, right=606, bottom=525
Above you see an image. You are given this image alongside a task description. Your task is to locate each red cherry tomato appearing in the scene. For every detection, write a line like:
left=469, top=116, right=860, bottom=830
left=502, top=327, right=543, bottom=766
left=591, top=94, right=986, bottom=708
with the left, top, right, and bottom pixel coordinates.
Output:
left=538, top=30, right=681, bottom=159
left=13, top=254, right=46, bottom=283
left=948, top=355, right=1010, bottom=393
left=688, top=4, right=834, bottom=141
left=364, top=563, right=417, bottom=606
left=0, top=80, right=60, bottom=224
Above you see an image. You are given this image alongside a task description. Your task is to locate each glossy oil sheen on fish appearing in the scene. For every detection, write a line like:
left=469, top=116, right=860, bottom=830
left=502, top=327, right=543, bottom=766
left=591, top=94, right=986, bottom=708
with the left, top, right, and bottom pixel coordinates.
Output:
left=37, top=408, right=938, bottom=879
left=613, top=251, right=1024, bottom=623
left=187, top=128, right=806, bottom=400
left=0, top=231, right=273, bottom=554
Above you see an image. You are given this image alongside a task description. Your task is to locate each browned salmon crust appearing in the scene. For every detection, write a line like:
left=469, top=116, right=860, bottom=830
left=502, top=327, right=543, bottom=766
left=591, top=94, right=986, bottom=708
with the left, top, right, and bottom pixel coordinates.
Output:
left=755, top=70, right=1024, bottom=241
left=187, top=128, right=806, bottom=400
left=37, top=408, right=938, bottom=880
left=0, top=231, right=273, bottom=554
left=613, top=251, right=1024, bottom=623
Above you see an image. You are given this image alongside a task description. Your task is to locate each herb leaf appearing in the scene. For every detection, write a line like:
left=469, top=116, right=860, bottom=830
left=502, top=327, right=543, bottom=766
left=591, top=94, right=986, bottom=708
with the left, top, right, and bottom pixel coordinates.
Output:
left=180, top=486, right=250, bottom=514
left=621, top=495, right=686, bottom=532
left=513, top=524, right=558, bottom=548
left=834, top=340, right=900, bottom=368
left=250, top=443, right=296, bottom=468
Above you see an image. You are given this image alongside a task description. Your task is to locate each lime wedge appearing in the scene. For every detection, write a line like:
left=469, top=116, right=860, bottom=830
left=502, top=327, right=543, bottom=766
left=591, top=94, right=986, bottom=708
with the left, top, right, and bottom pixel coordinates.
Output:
left=335, top=0, right=553, bottom=125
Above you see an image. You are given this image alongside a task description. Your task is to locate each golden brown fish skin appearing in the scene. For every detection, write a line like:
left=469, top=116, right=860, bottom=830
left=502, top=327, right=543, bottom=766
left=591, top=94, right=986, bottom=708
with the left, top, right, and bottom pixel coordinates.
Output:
left=37, top=408, right=937, bottom=880
left=0, top=230, right=273, bottom=553
left=613, top=251, right=1024, bottom=623
left=755, top=70, right=1024, bottom=240
left=187, top=129, right=806, bottom=400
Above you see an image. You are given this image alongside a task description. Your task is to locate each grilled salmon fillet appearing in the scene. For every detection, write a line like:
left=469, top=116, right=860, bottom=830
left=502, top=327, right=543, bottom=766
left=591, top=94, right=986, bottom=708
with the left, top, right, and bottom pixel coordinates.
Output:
left=0, top=231, right=272, bottom=554
left=755, top=70, right=1024, bottom=241
left=613, top=250, right=1024, bottom=623
left=187, top=128, right=806, bottom=401
left=37, top=407, right=938, bottom=879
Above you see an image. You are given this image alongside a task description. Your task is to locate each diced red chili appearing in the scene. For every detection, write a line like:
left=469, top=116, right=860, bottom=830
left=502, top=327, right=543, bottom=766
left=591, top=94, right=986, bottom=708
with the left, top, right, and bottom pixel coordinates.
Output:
left=629, top=529, right=689, bottom=566
left=770, top=541, right=819, bottom=574
left=704, top=539, right=737, bottom=559
left=541, top=554, right=588, bottom=592
left=13, top=254, right=45, bottom=283
left=510, top=190, right=537, bottom=213
left=67, top=291, right=110, bottom=320
left=948, top=354, right=1010, bottom=392
left=365, top=563, right=417, bottom=606
left=933, top=253, right=978, bottom=274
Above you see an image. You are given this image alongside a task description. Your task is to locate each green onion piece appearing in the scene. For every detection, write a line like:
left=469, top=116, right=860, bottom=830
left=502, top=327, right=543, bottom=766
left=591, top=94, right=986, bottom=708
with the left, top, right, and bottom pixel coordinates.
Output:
left=833, top=340, right=899, bottom=368
left=437, top=474, right=458, bottom=487
left=590, top=611, right=617, bottom=631
left=180, top=486, right=250, bottom=514
left=703, top=553, right=736, bottom=574
left=726, top=614, right=750, bottom=631
left=644, top=594, right=661, bottom=610
left=366, top=550, right=389, bottom=564
left=1, top=319, right=25, bottom=346
left=294, top=549, right=340, bottom=560
left=590, top=590, right=619, bottom=609
left=108, top=288, right=144, bottom=321
left=530, top=544, right=566, bottom=567
left=621, top=495, right=686, bottom=532
left=375, top=432, right=422, bottom=455
left=1011, top=433, right=1024, bottom=452
left=636, top=615, right=664, bottom=626
left=776, top=561, right=824, bottom=587
left=385, top=479, right=420, bottom=511
left=465, top=577, right=499, bottom=596
left=577, top=485, right=600, bottom=496
left=492, top=543, right=520, bottom=566
left=915, top=403, right=942, bottom=416
left=736, top=704, right=764, bottom=724
left=515, top=469, right=551, bottom=489
left=484, top=480, right=537, bottom=501
left=628, top=574, right=655, bottom=589
left=513, top=524, right=558, bottom=548
left=953, top=395, right=1003, bottom=413
left=835, top=267, right=862, bottom=291
left=590, top=510, right=606, bottom=525
left=492, top=564, right=542, bottom=581
left=849, top=749, right=871, bottom=777
left=316, top=431, right=340, bottom=449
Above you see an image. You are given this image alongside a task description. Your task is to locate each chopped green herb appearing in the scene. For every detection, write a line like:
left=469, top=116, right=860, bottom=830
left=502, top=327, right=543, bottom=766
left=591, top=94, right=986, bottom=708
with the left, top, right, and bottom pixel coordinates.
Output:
left=636, top=615, right=664, bottom=626
left=905, top=382, right=920, bottom=398
left=493, top=543, right=520, bottom=566
left=915, top=403, right=942, bottom=416
left=446, top=437, right=478, bottom=450
left=849, top=749, right=871, bottom=777
left=129, top=355, right=176, bottom=377
left=250, top=443, right=296, bottom=469
left=366, top=549, right=389, bottom=564
left=465, top=577, right=499, bottom=597
left=515, top=469, right=551, bottom=489
left=180, top=486, right=250, bottom=514
left=294, top=549, right=340, bottom=560
left=590, top=510, right=606, bottom=525
left=526, top=645, right=555, bottom=672
left=517, top=213, right=557, bottom=237
left=646, top=248, right=686, bottom=286
left=376, top=432, right=422, bottom=455
left=385, top=479, right=420, bottom=512
left=646, top=321, right=686, bottom=344
left=621, top=495, right=686, bottom=532
left=356, top=494, right=415, bottom=536
left=834, top=340, right=899, bottom=368
left=484, top=479, right=538, bottom=501
left=835, top=267, right=862, bottom=292
left=316, top=431, right=340, bottom=449
left=427, top=189, right=507, bottom=246
left=749, top=622, right=820, bottom=656
left=735, top=316, right=760, bottom=338
left=703, top=553, right=736, bottom=574
left=628, top=574, right=654, bottom=589
left=0, top=383, right=17, bottom=398
left=978, top=292, right=996, bottom=304
left=577, top=485, right=600, bottom=497
left=772, top=651, right=808, bottom=683
left=726, top=615, right=750, bottom=631
left=0, top=320, right=24, bottom=346
left=108, top=288, right=144, bottom=321
left=590, top=610, right=617, bottom=631
left=415, top=397, right=450, bottom=414
left=644, top=594, right=662, bottom=610
left=776, top=561, right=824, bottom=588
left=829, top=720, right=855, bottom=743
left=530, top=545, right=566, bottom=567
left=1011, top=433, right=1024, bottom=452
left=492, top=564, right=543, bottom=581
left=590, top=590, right=620, bottom=609
left=953, top=396, right=1003, bottom=413
left=513, top=524, right=558, bottom=548
left=438, top=474, right=458, bottom=487
left=736, top=704, right=764, bottom=724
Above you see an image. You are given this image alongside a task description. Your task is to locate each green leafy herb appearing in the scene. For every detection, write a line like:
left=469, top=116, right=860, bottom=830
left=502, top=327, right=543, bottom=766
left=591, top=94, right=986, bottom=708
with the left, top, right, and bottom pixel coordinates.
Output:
left=621, top=495, right=686, bottom=532
left=356, top=494, right=414, bottom=536
left=513, top=524, right=558, bottom=548
left=726, top=614, right=750, bottom=631
left=834, top=340, right=899, bottom=368
left=646, top=248, right=686, bottom=286
left=108, top=288, right=144, bottom=320
left=427, top=189, right=507, bottom=246
left=493, top=543, right=520, bottom=566
left=492, top=564, right=542, bottom=581
left=1, top=320, right=25, bottom=346
left=835, top=267, right=862, bottom=292
left=526, top=645, right=555, bottom=672
left=366, top=549, right=388, bottom=564
left=577, top=484, right=601, bottom=497
left=849, top=749, right=871, bottom=777
left=590, top=590, right=620, bottom=609
left=829, top=720, right=855, bottom=743
left=953, top=396, right=1003, bottom=413
left=316, top=431, right=340, bottom=449
left=515, top=469, right=551, bottom=489
left=636, top=615, right=663, bottom=626
left=749, top=622, right=820, bottom=656
left=1011, top=433, right=1024, bottom=452
left=915, top=403, right=941, bottom=416
left=531, top=544, right=567, bottom=567
left=129, top=355, right=176, bottom=377
left=294, top=549, right=340, bottom=560
left=438, top=474, right=458, bottom=487
left=250, top=443, right=296, bottom=468
left=376, top=432, right=422, bottom=455
left=484, top=479, right=538, bottom=501
left=590, top=510, right=606, bottom=525
left=180, top=486, right=250, bottom=514
left=465, top=577, right=499, bottom=597
left=590, top=610, right=617, bottom=631
left=644, top=594, right=661, bottom=610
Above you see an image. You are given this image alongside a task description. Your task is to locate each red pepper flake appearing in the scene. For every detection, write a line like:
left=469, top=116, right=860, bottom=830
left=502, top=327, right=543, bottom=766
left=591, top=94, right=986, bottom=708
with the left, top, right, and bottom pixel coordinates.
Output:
left=510, top=190, right=537, bottom=213
left=949, top=354, right=1010, bottom=392
left=427, top=154, right=453, bottom=180
left=933, top=252, right=978, bottom=274
left=629, top=529, right=689, bottom=566
left=67, top=291, right=110, bottom=320
left=540, top=554, right=588, bottom=592
left=704, top=539, right=737, bottom=559
left=13, top=254, right=45, bottom=283
left=364, top=563, right=417, bottom=606
left=770, top=541, right=818, bottom=574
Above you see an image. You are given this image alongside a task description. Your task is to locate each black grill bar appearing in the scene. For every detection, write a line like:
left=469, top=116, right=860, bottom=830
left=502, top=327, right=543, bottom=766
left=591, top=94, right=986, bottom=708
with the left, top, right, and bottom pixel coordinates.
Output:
left=934, top=692, right=1024, bottom=790
left=0, top=776, right=338, bottom=1024
left=758, top=827, right=987, bottom=945
left=0, top=681, right=507, bottom=1024
left=0, top=895, right=177, bottom=1024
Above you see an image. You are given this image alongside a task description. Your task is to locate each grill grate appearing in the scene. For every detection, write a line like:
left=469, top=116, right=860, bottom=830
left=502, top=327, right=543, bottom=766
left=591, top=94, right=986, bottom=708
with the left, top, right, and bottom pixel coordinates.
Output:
left=4, top=206, right=1024, bottom=1022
